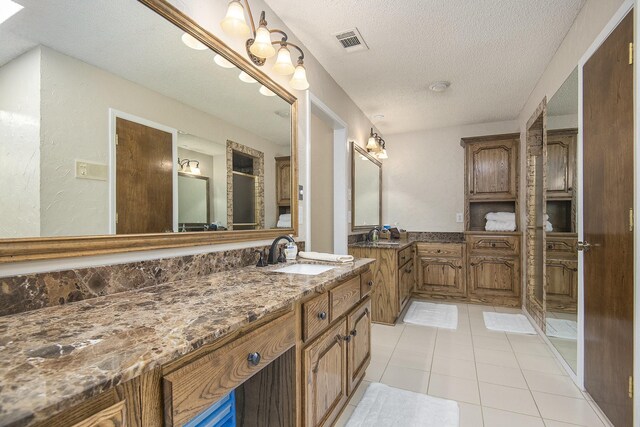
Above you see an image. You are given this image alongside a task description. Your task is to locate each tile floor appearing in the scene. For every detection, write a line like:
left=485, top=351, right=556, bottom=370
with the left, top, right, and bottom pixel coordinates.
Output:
left=335, top=302, right=611, bottom=427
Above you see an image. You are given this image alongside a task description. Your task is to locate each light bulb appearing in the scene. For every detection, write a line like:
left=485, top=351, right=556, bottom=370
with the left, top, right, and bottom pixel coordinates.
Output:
left=259, top=85, right=276, bottom=97
left=181, top=33, right=207, bottom=50
left=220, top=0, right=250, bottom=38
left=377, top=149, right=388, bottom=160
left=214, top=54, right=235, bottom=69
left=249, top=25, right=276, bottom=59
left=272, top=45, right=295, bottom=75
left=191, top=165, right=201, bottom=175
left=289, top=63, right=309, bottom=90
left=239, top=71, right=257, bottom=83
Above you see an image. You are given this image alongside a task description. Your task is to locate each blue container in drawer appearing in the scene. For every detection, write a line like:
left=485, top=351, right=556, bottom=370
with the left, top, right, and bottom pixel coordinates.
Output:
left=183, top=390, right=236, bottom=427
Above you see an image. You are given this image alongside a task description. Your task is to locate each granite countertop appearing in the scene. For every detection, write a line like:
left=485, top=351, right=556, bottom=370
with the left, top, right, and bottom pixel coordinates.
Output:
left=0, top=258, right=373, bottom=427
left=349, top=239, right=414, bottom=250
left=349, top=232, right=466, bottom=249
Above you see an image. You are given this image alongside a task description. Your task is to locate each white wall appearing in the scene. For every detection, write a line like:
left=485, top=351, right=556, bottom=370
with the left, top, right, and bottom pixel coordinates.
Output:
left=0, top=48, right=41, bottom=238
left=310, top=113, right=334, bottom=252
left=383, top=120, right=520, bottom=231
left=177, top=147, right=214, bottom=223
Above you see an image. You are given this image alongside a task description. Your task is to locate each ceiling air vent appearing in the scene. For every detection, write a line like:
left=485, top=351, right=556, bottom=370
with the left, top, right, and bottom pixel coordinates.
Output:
left=333, top=28, right=369, bottom=53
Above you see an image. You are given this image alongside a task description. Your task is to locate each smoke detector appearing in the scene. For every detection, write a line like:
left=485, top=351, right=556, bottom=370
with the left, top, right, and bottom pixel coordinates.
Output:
left=333, top=28, right=369, bottom=53
left=429, top=81, right=451, bottom=92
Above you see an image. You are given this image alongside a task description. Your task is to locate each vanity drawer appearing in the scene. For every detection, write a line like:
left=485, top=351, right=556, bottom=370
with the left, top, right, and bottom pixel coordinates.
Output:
left=163, top=311, right=296, bottom=426
left=303, top=292, right=330, bottom=342
left=416, top=243, right=463, bottom=258
left=546, top=236, right=577, bottom=259
left=468, top=235, right=519, bottom=255
left=398, top=246, right=413, bottom=266
left=330, top=276, right=361, bottom=321
left=360, top=269, right=374, bottom=298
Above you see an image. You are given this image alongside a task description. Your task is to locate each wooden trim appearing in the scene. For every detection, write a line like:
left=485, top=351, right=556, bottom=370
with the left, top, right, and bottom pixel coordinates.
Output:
left=351, top=142, right=382, bottom=231
left=460, top=132, right=520, bottom=147
left=0, top=0, right=300, bottom=263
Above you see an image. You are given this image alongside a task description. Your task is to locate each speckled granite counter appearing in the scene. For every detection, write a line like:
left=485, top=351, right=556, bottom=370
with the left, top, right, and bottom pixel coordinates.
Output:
left=348, top=239, right=414, bottom=250
left=348, top=232, right=465, bottom=249
left=0, top=258, right=373, bottom=427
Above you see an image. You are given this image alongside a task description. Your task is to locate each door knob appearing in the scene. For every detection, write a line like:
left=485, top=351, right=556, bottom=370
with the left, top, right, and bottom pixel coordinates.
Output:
left=577, top=241, right=599, bottom=252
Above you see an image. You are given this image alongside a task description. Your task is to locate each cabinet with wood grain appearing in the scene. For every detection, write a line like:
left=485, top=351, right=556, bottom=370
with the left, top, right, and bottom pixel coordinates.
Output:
left=414, top=243, right=466, bottom=298
left=463, top=134, right=519, bottom=201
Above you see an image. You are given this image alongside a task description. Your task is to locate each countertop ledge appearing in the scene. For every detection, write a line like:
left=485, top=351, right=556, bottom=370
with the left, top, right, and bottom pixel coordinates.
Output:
left=0, top=258, right=374, bottom=427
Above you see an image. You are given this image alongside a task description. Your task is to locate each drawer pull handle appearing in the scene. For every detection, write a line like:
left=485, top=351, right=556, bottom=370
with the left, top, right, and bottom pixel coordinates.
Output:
left=342, top=334, right=352, bottom=343
left=458, top=266, right=463, bottom=269
left=547, top=244, right=553, bottom=250
left=364, top=308, right=370, bottom=315
left=368, top=280, right=374, bottom=287
left=247, top=352, right=262, bottom=366
left=436, top=249, right=441, bottom=253
left=318, top=311, right=327, bottom=320
left=491, top=243, right=496, bottom=247
left=350, top=329, right=358, bottom=337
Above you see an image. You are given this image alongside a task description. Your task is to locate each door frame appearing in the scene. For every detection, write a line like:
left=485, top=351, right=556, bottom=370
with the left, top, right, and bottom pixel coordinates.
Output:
left=576, top=0, right=634, bottom=393
left=108, top=109, right=178, bottom=234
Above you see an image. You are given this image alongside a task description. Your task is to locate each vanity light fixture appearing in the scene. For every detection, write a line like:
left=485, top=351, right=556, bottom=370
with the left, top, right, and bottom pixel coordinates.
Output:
left=220, top=0, right=310, bottom=90
left=178, top=158, right=201, bottom=175
left=0, top=0, right=23, bottom=25
left=239, top=71, right=257, bottom=83
left=181, top=32, right=207, bottom=50
left=259, top=85, right=276, bottom=97
left=366, top=128, right=379, bottom=151
left=214, top=54, right=236, bottom=68
left=366, top=127, right=388, bottom=160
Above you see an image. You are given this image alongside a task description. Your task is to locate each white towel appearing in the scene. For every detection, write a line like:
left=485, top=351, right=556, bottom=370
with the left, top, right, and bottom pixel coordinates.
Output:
left=545, top=221, right=553, bottom=232
left=299, top=251, right=354, bottom=263
left=485, top=220, right=516, bottom=232
left=485, top=212, right=515, bottom=221
left=276, top=220, right=291, bottom=228
left=279, top=213, right=291, bottom=220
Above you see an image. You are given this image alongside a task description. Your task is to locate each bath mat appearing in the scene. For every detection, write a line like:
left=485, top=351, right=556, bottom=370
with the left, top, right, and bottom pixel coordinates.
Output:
left=346, top=383, right=459, bottom=427
left=483, top=312, right=536, bottom=334
left=402, top=301, right=458, bottom=329
left=546, top=318, right=578, bottom=340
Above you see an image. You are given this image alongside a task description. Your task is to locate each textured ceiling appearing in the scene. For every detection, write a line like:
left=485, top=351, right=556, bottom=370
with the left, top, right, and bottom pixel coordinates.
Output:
left=0, top=0, right=291, bottom=145
left=265, top=0, right=585, bottom=134
left=548, top=67, right=579, bottom=117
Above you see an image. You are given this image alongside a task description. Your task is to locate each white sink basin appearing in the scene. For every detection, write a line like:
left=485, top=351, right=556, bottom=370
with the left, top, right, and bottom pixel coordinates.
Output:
left=273, top=264, right=337, bottom=275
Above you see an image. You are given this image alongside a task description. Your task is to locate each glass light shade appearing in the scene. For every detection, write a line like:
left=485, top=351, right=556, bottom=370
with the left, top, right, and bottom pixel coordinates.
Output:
left=272, top=46, right=295, bottom=75
left=181, top=33, right=207, bottom=50
left=191, top=165, right=201, bottom=175
left=220, top=0, right=250, bottom=38
left=214, top=54, right=235, bottom=68
left=259, top=85, right=276, bottom=97
left=366, top=136, right=378, bottom=150
left=377, top=148, right=388, bottom=160
left=289, top=64, right=309, bottom=90
left=239, top=71, right=257, bottom=83
left=249, top=26, right=276, bottom=58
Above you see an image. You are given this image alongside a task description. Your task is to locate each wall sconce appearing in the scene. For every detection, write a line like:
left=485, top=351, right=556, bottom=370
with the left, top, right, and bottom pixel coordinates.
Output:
left=366, top=128, right=388, bottom=160
left=219, top=0, right=310, bottom=91
left=179, top=158, right=201, bottom=175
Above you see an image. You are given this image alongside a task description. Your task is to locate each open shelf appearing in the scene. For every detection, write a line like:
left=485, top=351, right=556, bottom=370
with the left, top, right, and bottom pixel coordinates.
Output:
left=468, top=200, right=517, bottom=232
left=546, top=199, right=573, bottom=233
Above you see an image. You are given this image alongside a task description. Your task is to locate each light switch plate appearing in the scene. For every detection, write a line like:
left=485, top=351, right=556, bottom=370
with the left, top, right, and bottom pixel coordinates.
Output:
left=75, top=160, right=108, bottom=181
left=456, top=213, right=464, bottom=223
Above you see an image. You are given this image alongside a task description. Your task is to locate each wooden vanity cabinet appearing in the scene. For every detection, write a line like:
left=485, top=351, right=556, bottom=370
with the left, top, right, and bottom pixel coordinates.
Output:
left=463, top=134, right=519, bottom=200
left=275, top=156, right=291, bottom=206
left=546, top=129, right=577, bottom=198
left=347, top=298, right=372, bottom=394
left=415, top=243, right=466, bottom=298
left=545, top=234, right=578, bottom=312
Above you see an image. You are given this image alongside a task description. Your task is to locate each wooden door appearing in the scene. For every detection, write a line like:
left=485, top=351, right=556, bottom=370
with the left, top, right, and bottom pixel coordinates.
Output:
left=347, top=298, right=371, bottom=394
left=468, top=256, right=519, bottom=298
left=398, top=259, right=414, bottom=310
left=467, top=140, right=517, bottom=199
left=545, top=260, right=578, bottom=310
left=276, top=156, right=291, bottom=206
left=303, top=319, right=348, bottom=427
left=116, top=117, right=173, bottom=234
left=417, top=257, right=465, bottom=296
left=583, top=10, right=634, bottom=427
left=546, top=130, right=577, bottom=198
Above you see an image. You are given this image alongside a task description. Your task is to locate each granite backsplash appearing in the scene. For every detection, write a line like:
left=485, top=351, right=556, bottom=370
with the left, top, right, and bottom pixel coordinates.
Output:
left=0, top=241, right=305, bottom=317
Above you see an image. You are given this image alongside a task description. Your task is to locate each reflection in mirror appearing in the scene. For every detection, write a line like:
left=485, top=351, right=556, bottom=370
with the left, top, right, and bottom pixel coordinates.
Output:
left=545, top=67, right=578, bottom=373
left=0, top=0, right=292, bottom=239
left=351, top=143, right=382, bottom=230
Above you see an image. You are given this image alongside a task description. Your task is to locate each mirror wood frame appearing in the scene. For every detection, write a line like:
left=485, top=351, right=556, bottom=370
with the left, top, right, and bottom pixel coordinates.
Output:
left=0, top=0, right=298, bottom=263
left=351, top=142, right=382, bottom=231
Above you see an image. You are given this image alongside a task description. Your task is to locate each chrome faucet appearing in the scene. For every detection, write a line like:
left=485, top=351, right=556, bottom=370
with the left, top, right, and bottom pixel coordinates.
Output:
left=268, top=235, right=295, bottom=264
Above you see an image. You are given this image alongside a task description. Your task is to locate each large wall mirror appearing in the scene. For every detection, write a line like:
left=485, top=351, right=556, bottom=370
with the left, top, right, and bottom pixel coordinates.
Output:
left=351, top=143, right=381, bottom=231
left=0, top=0, right=297, bottom=261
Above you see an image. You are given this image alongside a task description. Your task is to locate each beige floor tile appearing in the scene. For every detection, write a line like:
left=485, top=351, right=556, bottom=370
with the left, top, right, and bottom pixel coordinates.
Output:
left=473, top=334, right=513, bottom=352
left=428, top=373, right=480, bottom=404
left=333, top=404, right=355, bottom=427
left=364, top=360, right=387, bottom=382
left=506, top=333, right=544, bottom=343
left=380, top=364, right=430, bottom=393
left=434, top=341, right=475, bottom=361
left=468, top=304, right=495, bottom=313
left=476, top=362, right=527, bottom=389
left=474, top=348, right=519, bottom=368
left=493, top=306, right=524, bottom=314
left=516, top=353, right=566, bottom=375
left=458, top=402, right=484, bottom=427
left=388, top=348, right=433, bottom=371
left=348, top=380, right=370, bottom=407
left=585, top=399, right=615, bottom=427
left=471, top=324, right=508, bottom=337
left=401, top=324, right=439, bottom=341
left=479, top=382, right=539, bottom=416
left=372, top=324, right=404, bottom=347
left=482, top=407, right=544, bottom=427
left=437, top=329, right=474, bottom=346
left=521, top=370, right=582, bottom=398
left=431, top=356, right=477, bottom=380
left=370, top=343, right=395, bottom=363
left=510, top=340, right=554, bottom=357
left=395, top=334, right=436, bottom=353
left=532, top=392, right=603, bottom=426
left=543, top=420, right=586, bottom=427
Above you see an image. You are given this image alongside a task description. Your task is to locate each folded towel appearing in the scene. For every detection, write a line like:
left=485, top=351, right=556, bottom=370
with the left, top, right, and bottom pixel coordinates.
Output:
left=277, top=219, right=291, bottom=228
left=485, top=212, right=515, bottom=222
left=545, top=221, right=553, bottom=232
left=279, top=213, right=291, bottom=219
left=485, top=220, right=516, bottom=232
left=299, top=251, right=354, bottom=263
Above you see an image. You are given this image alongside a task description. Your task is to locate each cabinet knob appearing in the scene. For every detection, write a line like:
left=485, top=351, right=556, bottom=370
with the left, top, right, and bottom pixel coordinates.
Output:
left=458, top=266, right=463, bottom=269
left=247, top=352, right=262, bottom=366
left=470, top=190, right=474, bottom=194
left=368, top=280, right=374, bottom=287
left=343, top=335, right=352, bottom=343
left=491, top=243, right=496, bottom=247
left=547, top=244, right=553, bottom=250
left=350, top=329, right=358, bottom=337
left=318, top=311, right=327, bottom=320
left=436, top=249, right=441, bottom=253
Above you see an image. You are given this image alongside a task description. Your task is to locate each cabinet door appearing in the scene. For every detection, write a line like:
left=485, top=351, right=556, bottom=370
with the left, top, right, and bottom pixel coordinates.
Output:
left=417, top=257, right=465, bottom=296
left=546, top=259, right=578, bottom=310
left=347, top=298, right=371, bottom=394
left=546, top=133, right=576, bottom=198
left=303, top=319, right=348, bottom=427
left=468, top=256, right=520, bottom=298
left=467, top=140, right=517, bottom=199
left=398, top=260, right=414, bottom=311
left=276, top=158, right=291, bottom=205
